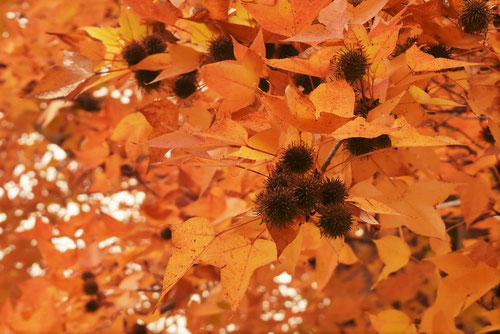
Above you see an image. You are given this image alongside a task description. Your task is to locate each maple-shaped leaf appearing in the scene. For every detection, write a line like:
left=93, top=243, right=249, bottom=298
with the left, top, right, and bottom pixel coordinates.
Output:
left=283, top=0, right=347, bottom=43
left=314, top=237, right=344, bottom=292
left=369, top=309, right=417, bottom=334
left=201, top=233, right=277, bottom=310
left=420, top=254, right=500, bottom=333
left=27, top=52, right=94, bottom=100
left=265, top=46, right=339, bottom=77
left=406, top=45, right=481, bottom=72
left=200, top=49, right=262, bottom=114
left=241, top=0, right=331, bottom=37
left=372, top=235, right=411, bottom=287
left=379, top=180, right=456, bottom=239
left=157, top=218, right=216, bottom=306
left=124, top=0, right=181, bottom=26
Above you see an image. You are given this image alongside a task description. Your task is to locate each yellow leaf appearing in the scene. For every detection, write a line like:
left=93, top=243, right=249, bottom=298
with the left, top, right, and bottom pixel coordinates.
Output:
left=202, top=234, right=277, bottom=310
left=229, top=146, right=274, bottom=160
left=369, top=309, right=417, bottom=334
left=110, top=112, right=152, bottom=142
left=158, top=218, right=215, bottom=306
left=406, top=45, right=481, bottom=72
left=408, top=85, right=463, bottom=106
left=390, top=117, right=460, bottom=147
left=309, top=81, right=355, bottom=118
left=373, top=235, right=411, bottom=287
left=118, top=6, right=146, bottom=42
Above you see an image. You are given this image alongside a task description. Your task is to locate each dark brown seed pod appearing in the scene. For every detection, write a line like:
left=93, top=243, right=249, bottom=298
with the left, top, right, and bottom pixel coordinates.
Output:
left=83, top=281, right=99, bottom=295
left=275, top=44, right=299, bottom=59
left=255, top=188, right=299, bottom=229
left=85, top=300, right=100, bottom=312
left=423, top=44, right=452, bottom=59
left=292, top=74, right=322, bottom=94
left=336, top=47, right=369, bottom=82
left=458, top=0, right=492, bottom=34
left=344, top=135, right=391, bottom=156
left=481, top=127, right=495, bottom=143
left=142, top=35, right=166, bottom=55
left=265, top=168, right=292, bottom=191
left=122, top=41, right=147, bottom=66
left=317, top=204, right=353, bottom=238
left=320, top=178, right=348, bottom=206
left=131, top=323, right=148, bottom=334
left=279, top=142, right=315, bottom=174
left=258, top=78, right=270, bottom=92
left=173, top=70, right=198, bottom=99
left=75, top=92, right=100, bottom=112
left=81, top=271, right=95, bottom=280
left=135, top=70, right=161, bottom=92
left=390, top=37, right=418, bottom=59
left=291, top=173, right=322, bottom=214
left=209, top=35, right=235, bottom=61
left=160, top=227, right=172, bottom=240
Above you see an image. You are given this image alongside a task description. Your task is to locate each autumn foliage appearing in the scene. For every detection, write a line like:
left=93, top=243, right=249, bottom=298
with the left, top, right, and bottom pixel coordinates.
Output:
left=1, top=0, right=500, bottom=333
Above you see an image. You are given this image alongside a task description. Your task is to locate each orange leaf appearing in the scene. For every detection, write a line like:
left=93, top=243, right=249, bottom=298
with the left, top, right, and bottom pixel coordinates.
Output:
left=158, top=218, right=215, bottom=306
left=369, top=309, right=417, bottom=334
left=124, top=0, right=181, bottom=26
left=406, top=45, right=481, bottom=72
left=373, top=235, right=411, bottom=287
left=268, top=220, right=301, bottom=257
left=348, top=0, right=389, bottom=24
left=241, top=0, right=330, bottom=37
left=309, top=81, right=355, bottom=118
left=265, top=47, right=338, bottom=77
left=202, top=233, right=277, bottom=310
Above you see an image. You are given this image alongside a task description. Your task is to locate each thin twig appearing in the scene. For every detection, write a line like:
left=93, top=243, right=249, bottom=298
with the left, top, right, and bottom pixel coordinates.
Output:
left=321, top=139, right=345, bottom=173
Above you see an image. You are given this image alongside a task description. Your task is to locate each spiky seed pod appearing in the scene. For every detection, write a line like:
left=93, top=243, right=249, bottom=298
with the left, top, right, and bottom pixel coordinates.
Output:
left=292, top=74, right=322, bottom=94
left=81, top=271, right=95, bottom=280
left=423, top=44, right=452, bottom=59
left=345, top=135, right=391, bottom=156
left=83, top=281, right=99, bottom=295
left=132, top=324, right=148, bottom=334
left=481, top=127, right=495, bottom=143
left=320, top=178, right=348, bottom=206
left=458, top=0, right=492, bottom=33
left=348, top=0, right=364, bottom=7
left=279, top=142, right=315, bottom=174
left=265, top=169, right=292, bottom=191
left=336, top=47, right=369, bottom=82
left=255, top=188, right=299, bottom=228
left=390, top=37, right=418, bottom=58
left=173, top=70, right=198, bottom=99
left=209, top=35, right=235, bottom=61
left=85, top=300, right=99, bottom=312
left=258, top=78, right=270, bottom=92
left=291, top=173, right=322, bottom=213
left=265, top=43, right=276, bottom=58
left=135, top=70, right=161, bottom=91
left=122, top=41, right=147, bottom=66
left=276, top=44, right=299, bottom=59
left=75, top=92, right=100, bottom=112
left=160, top=227, right=172, bottom=240
left=317, top=204, right=353, bottom=238
left=494, top=13, right=500, bottom=27
left=142, top=35, right=166, bottom=55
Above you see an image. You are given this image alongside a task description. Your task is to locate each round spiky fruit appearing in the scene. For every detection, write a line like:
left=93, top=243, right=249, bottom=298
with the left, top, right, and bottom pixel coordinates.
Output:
left=458, top=0, right=492, bottom=34
left=142, top=35, right=166, bottom=55
left=83, top=281, right=99, bottom=295
left=291, top=173, right=321, bottom=213
left=390, top=37, right=418, bottom=58
left=75, top=92, right=100, bottom=112
left=292, top=74, right=322, bottom=94
left=173, top=70, right=197, bottom=99
left=258, top=78, right=270, bottom=92
left=81, top=271, right=95, bottom=280
left=265, top=169, right=292, bottom=191
left=279, top=143, right=315, bottom=174
left=135, top=70, right=161, bottom=91
left=276, top=44, right=299, bottom=59
left=160, top=227, right=172, bottom=240
left=320, top=178, right=348, bottom=206
left=317, top=204, right=353, bottom=238
left=424, top=44, right=452, bottom=59
left=481, top=127, right=495, bottom=143
left=85, top=300, right=99, bottom=312
left=209, top=35, right=235, bottom=61
left=255, top=188, right=299, bottom=228
left=122, top=41, right=147, bottom=66
left=336, top=47, right=369, bottom=82
left=132, top=323, right=148, bottom=334
left=345, top=135, right=391, bottom=156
